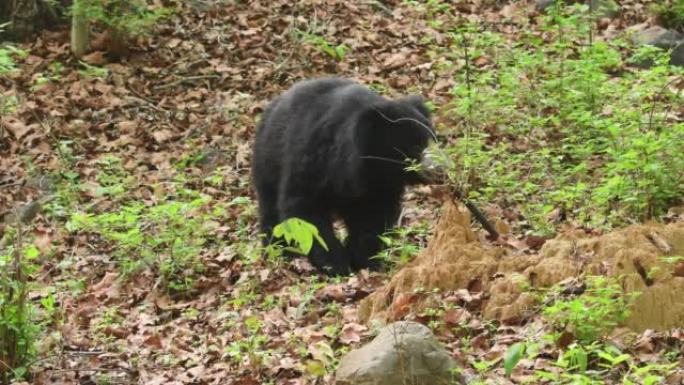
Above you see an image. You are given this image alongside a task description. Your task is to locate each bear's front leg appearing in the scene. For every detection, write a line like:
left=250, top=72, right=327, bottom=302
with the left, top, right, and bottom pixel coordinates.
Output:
left=343, top=198, right=401, bottom=271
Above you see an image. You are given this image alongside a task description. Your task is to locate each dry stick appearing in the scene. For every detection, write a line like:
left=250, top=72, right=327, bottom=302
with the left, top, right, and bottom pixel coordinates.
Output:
left=451, top=189, right=499, bottom=240
left=0, top=182, right=22, bottom=190
left=47, top=367, right=132, bottom=374
left=125, top=87, right=170, bottom=113
left=461, top=27, right=473, bottom=190
left=455, top=27, right=499, bottom=240
left=153, top=74, right=220, bottom=90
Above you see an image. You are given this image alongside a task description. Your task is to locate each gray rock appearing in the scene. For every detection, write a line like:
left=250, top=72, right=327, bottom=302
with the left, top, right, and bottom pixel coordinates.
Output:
left=671, top=42, right=684, bottom=67
left=632, top=26, right=684, bottom=50
left=335, top=321, right=463, bottom=385
left=587, top=0, right=619, bottom=18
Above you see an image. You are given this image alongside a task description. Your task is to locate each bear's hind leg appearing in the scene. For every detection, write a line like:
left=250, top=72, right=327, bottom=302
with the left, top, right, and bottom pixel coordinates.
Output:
left=255, top=184, right=280, bottom=246
left=278, top=195, right=352, bottom=275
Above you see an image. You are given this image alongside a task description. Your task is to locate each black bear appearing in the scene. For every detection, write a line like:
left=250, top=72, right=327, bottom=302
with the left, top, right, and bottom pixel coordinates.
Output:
left=252, top=78, right=436, bottom=275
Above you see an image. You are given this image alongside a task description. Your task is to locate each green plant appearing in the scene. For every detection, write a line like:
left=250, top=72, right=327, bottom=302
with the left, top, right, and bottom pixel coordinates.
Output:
left=429, top=4, right=684, bottom=234
left=0, top=45, right=26, bottom=75
left=472, top=358, right=497, bottom=374
left=535, top=341, right=678, bottom=384
left=297, top=30, right=349, bottom=61
left=543, top=276, right=637, bottom=344
left=0, top=233, right=55, bottom=383
left=651, top=0, right=684, bottom=31
left=305, top=341, right=337, bottom=378
left=74, top=0, right=175, bottom=37
left=623, top=362, right=678, bottom=385
left=375, top=222, right=429, bottom=268
left=30, top=61, right=64, bottom=91
left=92, top=155, right=133, bottom=198
left=225, top=316, right=273, bottom=372
left=67, top=191, right=214, bottom=294
left=0, top=45, right=25, bottom=143
left=504, top=342, right=526, bottom=377
left=78, top=61, right=109, bottom=78
left=93, top=306, right=125, bottom=345
left=271, top=217, right=328, bottom=256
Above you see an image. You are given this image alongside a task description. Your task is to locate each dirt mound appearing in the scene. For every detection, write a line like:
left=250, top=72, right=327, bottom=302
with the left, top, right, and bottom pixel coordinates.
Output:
left=359, top=201, right=684, bottom=331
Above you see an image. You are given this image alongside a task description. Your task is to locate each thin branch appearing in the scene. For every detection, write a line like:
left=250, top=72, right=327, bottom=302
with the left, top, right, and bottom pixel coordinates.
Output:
left=153, top=74, right=221, bottom=90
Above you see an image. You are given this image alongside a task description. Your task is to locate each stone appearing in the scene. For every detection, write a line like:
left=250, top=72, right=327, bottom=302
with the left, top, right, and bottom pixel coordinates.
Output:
left=632, top=26, right=684, bottom=50
left=335, top=321, right=463, bottom=385
left=671, top=42, right=684, bottom=67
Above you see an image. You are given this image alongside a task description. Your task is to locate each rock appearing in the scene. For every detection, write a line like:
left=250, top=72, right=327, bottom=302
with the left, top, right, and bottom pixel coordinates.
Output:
left=632, top=26, right=684, bottom=50
left=671, top=42, right=684, bottom=67
left=587, top=0, right=619, bottom=18
left=335, top=321, right=463, bottom=385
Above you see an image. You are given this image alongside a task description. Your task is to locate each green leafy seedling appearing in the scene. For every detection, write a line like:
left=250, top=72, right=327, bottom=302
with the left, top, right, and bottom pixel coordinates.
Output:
left=504, top=342, right=526, bottom=376
left=272, top=217, right=328, bottom=255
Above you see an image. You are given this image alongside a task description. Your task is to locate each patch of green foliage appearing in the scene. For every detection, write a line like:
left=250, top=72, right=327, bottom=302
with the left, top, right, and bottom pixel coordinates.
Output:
left=0, top=45, right=25, bottom=125
left=491, top=273, right=681, bottom=384
left=651, top=0, right=684, bottom=31
left=503, top=337, right=679, bottom=384
left=272, top=217, right=328, bottom=255
left=375, top=221, right=430, bottom=269
left=534, top=342, right=678, bottom=384
left=73, top=0, right=176, bottom=37
left=31, top=61, right=64, bottom=91
left=543, top=276, right=637, bottom=344
left=78, top=61, right=109, bottom=79
left=0, top=237, right=56, bottom=383
left=296, top=30, right=350, bottom=61
left=67, top=193, right=214, bottom=294
left=225, top=315, right=273, bottom=371
left=0, top=45, right=26, bottom=75
left=62, top=157, right=218, bottom=294
left=424, top=4, right=684, bottom=234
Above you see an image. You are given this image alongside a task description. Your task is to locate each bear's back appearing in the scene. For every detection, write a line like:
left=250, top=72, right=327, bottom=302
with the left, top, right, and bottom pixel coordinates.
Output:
left=277, top=78, right=382, bottom=119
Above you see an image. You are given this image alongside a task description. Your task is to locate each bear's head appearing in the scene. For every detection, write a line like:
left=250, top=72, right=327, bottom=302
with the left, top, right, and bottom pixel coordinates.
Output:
left=360, top=95, right=440, bottom=187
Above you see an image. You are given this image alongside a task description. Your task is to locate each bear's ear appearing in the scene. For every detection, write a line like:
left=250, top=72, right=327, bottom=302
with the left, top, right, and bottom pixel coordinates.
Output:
left=398, top=95, right=431, bottom=119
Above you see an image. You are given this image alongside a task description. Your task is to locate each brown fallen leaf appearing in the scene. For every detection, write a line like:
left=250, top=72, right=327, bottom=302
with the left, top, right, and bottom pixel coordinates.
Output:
left=339, top=322, right=366, bottom=344
left=82, top=51, right=108, bottom=65
left=444, top=308, right=470, bottom=326
left=315, top=283, right=347, bottom=302
left=152, top=129, right=175, bottom=143
left=3, top=117, right=32, bottom=140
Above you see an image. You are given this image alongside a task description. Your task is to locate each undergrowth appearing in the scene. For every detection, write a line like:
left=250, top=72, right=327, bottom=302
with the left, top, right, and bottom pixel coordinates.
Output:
left=426, top=4, right=684, bottom=234
left=651, top=0, right=684, bottom=32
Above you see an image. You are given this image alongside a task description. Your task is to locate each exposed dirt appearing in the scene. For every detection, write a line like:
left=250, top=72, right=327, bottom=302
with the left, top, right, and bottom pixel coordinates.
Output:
left=360, top=200, right=684, bottom=331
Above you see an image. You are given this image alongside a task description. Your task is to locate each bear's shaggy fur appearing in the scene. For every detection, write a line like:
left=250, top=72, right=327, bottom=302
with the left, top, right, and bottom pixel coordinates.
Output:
left=252, top=78, right=434, bottom=275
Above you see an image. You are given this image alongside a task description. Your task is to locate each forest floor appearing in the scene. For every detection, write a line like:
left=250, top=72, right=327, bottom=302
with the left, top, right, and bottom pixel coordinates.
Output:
left=1, top=0, right=683, bottom=384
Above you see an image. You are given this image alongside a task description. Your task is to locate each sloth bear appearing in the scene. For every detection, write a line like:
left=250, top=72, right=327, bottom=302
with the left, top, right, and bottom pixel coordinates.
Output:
left=252, top=78, right=436, bottom=275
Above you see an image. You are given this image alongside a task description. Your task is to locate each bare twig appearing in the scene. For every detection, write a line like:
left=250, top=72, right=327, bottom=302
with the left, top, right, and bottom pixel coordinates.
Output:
left=153, top=74, right=220, bottom=90
left=47, top=367, right=133, bottom=374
